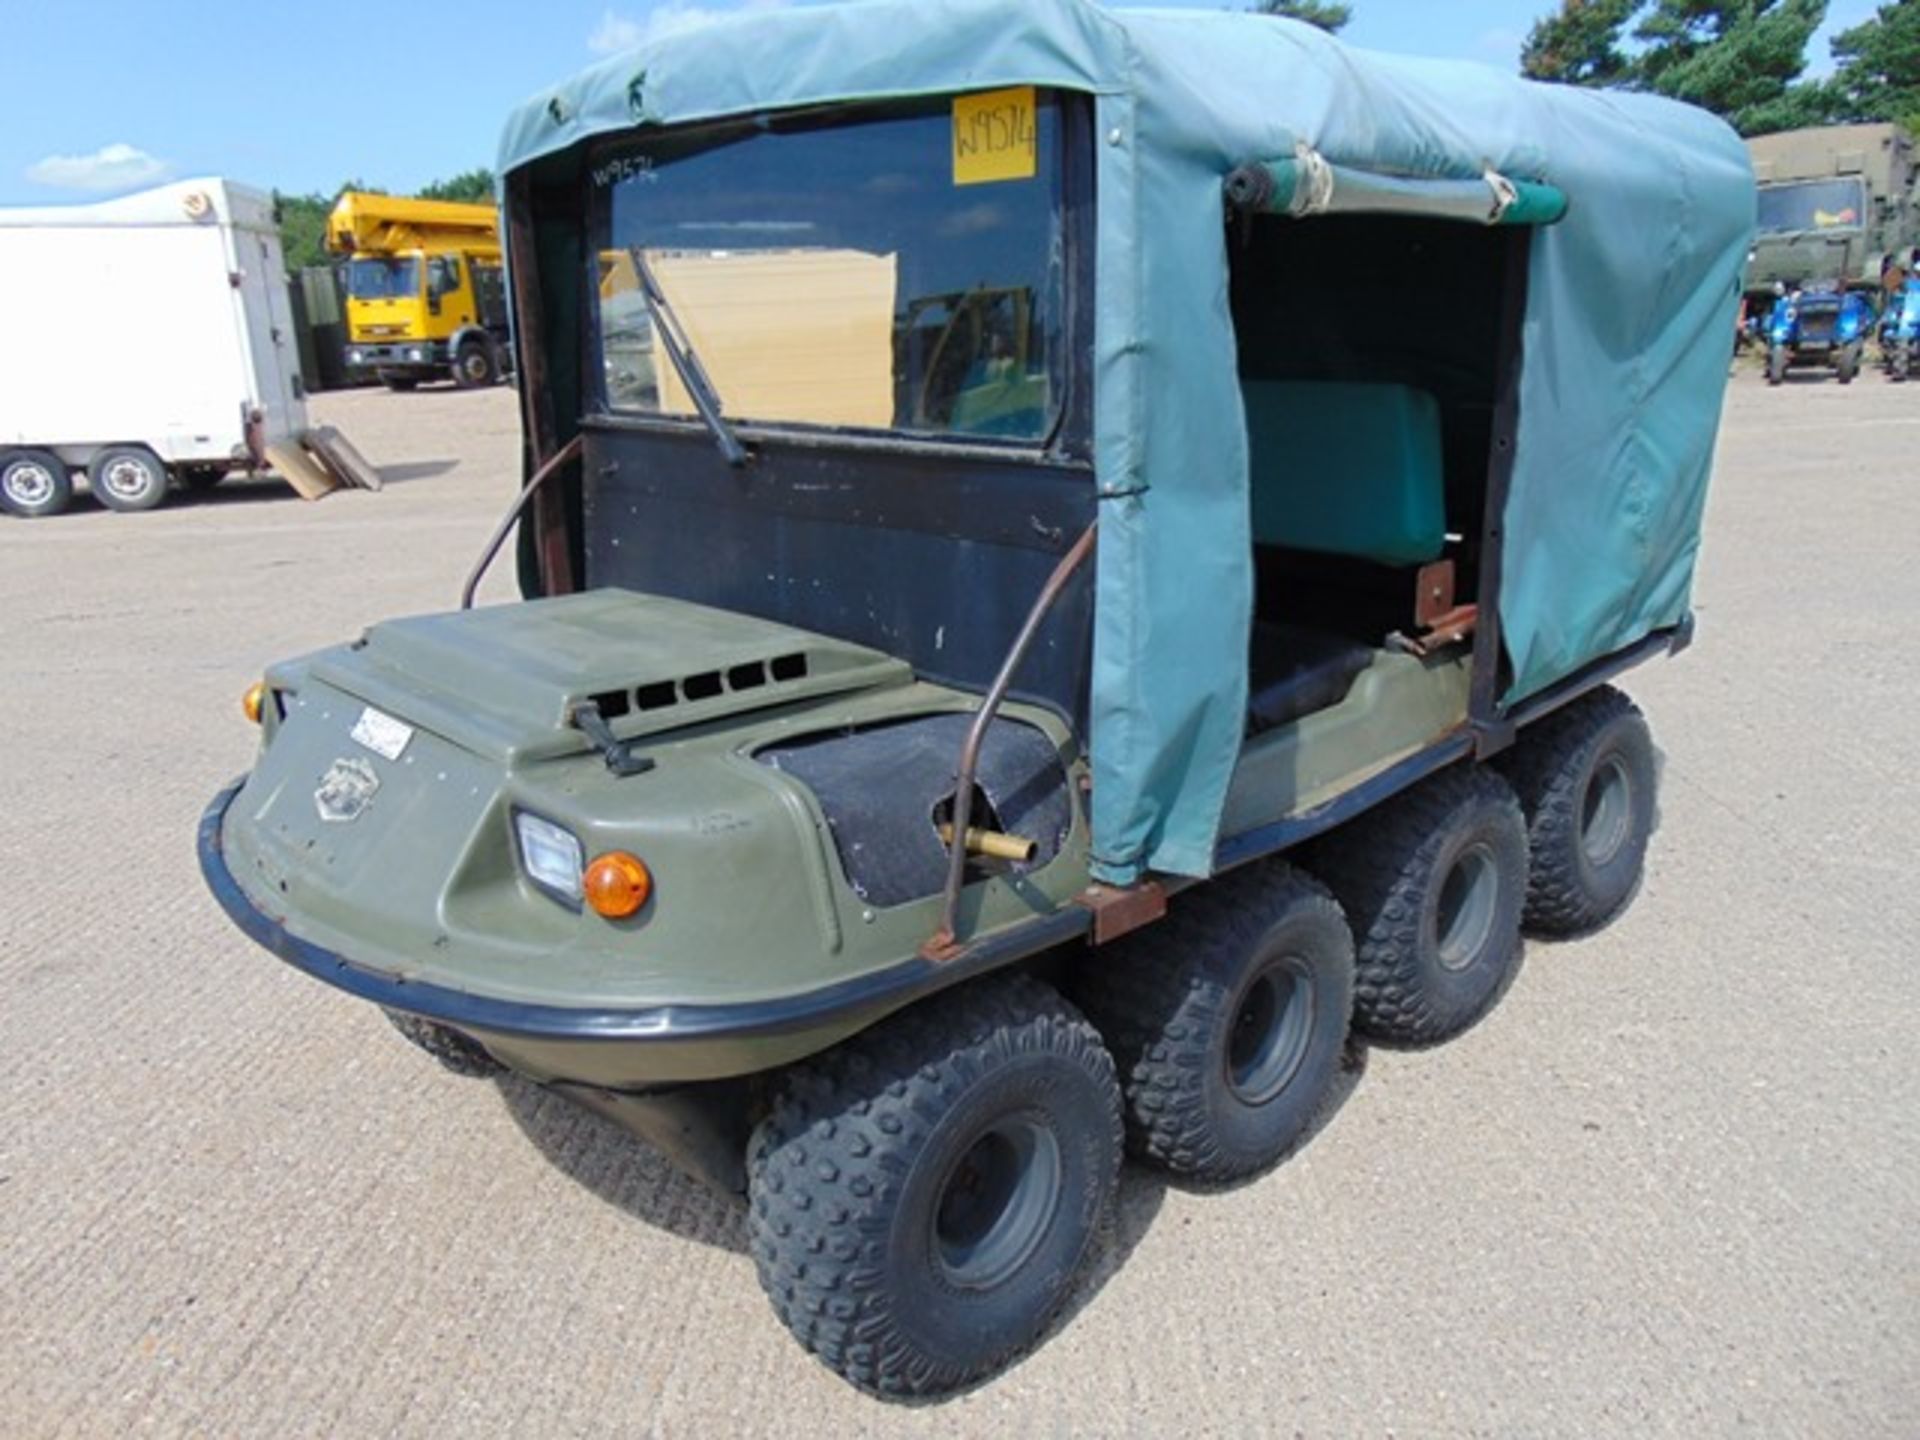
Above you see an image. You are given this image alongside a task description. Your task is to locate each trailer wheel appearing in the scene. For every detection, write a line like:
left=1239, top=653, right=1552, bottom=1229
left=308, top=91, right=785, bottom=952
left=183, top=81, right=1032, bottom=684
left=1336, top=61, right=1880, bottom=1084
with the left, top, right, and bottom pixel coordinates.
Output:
left=0, top=448, right=74, bottom=518
left=1766, top=345, right=1788, bottom=385
left=1310, top=766, right=1528, bottom=1048
left=381, top=1009, right=504, bottom=1078
left=89, top=445, right=170, bottom=513
left=1497, top=686, right=1656, bottom=937
left=453, top=339, right=498, bottom=389
left=1072, top=863, right=1353, bottom=1183
left=748, top=974, right=1121, bottom=1399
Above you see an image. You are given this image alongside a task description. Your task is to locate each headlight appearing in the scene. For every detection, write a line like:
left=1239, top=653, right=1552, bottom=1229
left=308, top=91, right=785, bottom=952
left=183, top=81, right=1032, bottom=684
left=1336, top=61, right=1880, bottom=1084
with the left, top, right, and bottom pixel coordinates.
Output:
left=515, top=811, right=583, bottom=906
left=408, top=347, right=425, bottom=362
left=347, top=348, right=364, bottom=364
left=1772, top=326, right=1791, bottom=341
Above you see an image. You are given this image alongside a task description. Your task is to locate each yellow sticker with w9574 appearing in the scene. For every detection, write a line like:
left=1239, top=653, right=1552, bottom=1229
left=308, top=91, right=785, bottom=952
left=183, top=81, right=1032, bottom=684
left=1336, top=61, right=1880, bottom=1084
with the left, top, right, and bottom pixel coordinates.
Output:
left=953, top=87, right=1039, bottom=186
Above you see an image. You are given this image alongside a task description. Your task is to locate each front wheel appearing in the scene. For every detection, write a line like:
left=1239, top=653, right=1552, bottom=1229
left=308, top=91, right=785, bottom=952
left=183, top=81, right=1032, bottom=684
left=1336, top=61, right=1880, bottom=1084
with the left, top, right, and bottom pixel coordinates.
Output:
left=1892, top=343, right=1911, bottom=382
left=748, top=974, right=1122, bottom=1398
left=453, top=339, right=498, bottom=389
left=1837, top=343, right=1861, bottom=384
left=1766, top=345, right=1788, bottom=385
left=0, top=448, right=74, bottom=517
left=89, top=444, right=169, bottom=512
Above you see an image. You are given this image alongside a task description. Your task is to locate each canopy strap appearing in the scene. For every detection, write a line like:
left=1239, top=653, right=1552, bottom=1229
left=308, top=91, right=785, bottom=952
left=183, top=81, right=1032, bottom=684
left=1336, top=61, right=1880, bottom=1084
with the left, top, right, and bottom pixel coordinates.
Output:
left=1226, top=151, right=1568, bottom=227
left=1484, top=166, right=1520, bottom=225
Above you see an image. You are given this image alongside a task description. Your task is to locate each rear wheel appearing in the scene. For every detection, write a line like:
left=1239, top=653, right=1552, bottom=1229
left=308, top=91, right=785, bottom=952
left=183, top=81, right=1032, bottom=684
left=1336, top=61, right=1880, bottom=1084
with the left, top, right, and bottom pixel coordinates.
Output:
left=453, top=339, right=498, bottom=389
left=88, top=444, right=169, bottom=512
left=1498, top=685, right=1657, bottom=937
left=1310, top=766, right=1529, bottom=1048
left=748, top=974, right=1122, bottom=1398
left=1073, top=863, right=1354, bottom=1183
left=0, top=448, right=74, bottom=518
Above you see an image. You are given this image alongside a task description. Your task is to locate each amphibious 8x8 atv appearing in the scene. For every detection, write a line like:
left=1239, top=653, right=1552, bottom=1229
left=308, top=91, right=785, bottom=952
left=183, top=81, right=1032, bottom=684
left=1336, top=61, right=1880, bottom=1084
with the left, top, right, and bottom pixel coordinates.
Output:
left=200, top=0, right=1745, bottom=1399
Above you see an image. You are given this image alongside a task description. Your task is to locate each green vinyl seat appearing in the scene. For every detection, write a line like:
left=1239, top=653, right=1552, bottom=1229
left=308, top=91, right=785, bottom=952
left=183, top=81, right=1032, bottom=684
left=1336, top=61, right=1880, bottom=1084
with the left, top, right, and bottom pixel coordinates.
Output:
left=1243, top=381, right=1447, bottom=566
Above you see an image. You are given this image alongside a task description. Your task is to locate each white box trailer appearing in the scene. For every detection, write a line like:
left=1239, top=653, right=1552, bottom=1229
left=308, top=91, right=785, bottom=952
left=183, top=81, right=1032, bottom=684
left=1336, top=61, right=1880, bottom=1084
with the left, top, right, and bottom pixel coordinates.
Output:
left=0, top=177, right=376, bottom=517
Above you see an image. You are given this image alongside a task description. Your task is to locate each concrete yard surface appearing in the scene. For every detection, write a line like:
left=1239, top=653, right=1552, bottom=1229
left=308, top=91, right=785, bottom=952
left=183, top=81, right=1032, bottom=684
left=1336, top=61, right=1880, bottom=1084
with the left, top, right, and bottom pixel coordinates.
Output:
left=1, top=373, right=1915, bottom=1436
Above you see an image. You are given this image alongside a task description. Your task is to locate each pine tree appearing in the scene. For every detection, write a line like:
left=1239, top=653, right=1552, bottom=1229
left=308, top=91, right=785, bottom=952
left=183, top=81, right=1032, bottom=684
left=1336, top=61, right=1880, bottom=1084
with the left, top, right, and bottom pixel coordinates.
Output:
left=1253, top=1, right=1353, bottom=33
left=1522, top=0, right=1640, bottom=84
left=1632, top=0, right=1828, bottom=135
left=1825, top=0, right=1920, bottom=128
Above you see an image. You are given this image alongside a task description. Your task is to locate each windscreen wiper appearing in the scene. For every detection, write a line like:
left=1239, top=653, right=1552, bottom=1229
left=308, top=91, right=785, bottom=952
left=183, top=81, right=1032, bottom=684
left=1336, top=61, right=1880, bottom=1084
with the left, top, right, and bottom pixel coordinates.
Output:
left=627, top=246, right=749, bottom=467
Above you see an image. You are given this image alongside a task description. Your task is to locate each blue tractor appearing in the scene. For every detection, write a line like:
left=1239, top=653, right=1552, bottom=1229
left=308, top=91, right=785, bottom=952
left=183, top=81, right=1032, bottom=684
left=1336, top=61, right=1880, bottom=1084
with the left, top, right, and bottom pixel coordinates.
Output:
left=1764, top=283, right=1873, bottom=384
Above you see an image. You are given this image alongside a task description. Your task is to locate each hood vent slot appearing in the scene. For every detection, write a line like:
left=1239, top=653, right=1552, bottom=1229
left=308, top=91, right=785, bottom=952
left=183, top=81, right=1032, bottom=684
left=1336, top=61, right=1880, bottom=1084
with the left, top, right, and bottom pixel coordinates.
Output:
left=587, top=651, right=811, bottom=726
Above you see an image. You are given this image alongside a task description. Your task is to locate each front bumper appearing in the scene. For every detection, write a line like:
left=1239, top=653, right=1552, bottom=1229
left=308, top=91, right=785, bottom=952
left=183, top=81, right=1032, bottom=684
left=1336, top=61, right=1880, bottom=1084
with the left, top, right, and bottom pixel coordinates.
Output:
left=345, top=341, right=448, bottom=371
left=197, top=779, right=1085, bottom=1086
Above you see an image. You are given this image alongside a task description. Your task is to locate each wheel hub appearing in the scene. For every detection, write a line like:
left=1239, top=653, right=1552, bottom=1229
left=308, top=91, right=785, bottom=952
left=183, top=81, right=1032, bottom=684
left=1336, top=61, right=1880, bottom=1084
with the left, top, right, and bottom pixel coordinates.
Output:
left=1435, top=843, right=1500, bottom=972
left=1580, top=757, right=1632, bottom=867
left=5, top=462, right=53, bottom=505
left=933, top=1114, right=1061, bottom=1290
left=102, top=458, right=152, bottom=499
left=1225, top=957, right=1316, bottom=1104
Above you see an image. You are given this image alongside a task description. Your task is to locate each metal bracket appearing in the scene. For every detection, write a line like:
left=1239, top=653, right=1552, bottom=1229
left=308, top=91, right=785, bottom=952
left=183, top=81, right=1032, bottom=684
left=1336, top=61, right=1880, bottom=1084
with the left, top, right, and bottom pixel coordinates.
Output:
left=1075, top=880, right=1169, bottom=945
left=571, top=701, right=656, bottom=778
left=1391, top=559, right=1479, bottom=657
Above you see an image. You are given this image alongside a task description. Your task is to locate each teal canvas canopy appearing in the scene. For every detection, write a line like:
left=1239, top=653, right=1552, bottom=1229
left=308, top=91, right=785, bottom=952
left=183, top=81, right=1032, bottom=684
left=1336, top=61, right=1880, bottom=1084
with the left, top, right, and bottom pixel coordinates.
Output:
left=498, top=0, right=1755, bottom=886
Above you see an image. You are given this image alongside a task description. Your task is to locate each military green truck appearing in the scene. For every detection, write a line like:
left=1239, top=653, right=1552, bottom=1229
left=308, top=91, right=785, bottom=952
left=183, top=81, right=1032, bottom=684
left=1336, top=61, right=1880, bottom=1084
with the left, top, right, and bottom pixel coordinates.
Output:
left=1745, top=122, right=1917, bottom=301
left=198, top=0, right=1753, bottom=1400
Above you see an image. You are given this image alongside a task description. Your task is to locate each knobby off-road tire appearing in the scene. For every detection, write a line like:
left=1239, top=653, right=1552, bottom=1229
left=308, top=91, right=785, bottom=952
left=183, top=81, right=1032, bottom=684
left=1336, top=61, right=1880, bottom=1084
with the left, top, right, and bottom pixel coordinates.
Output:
left=1073, top=863, right=1354, bottom=1184
left=1311, top=766, right=1528, bottom=1048
left=1498, top=685, right=1657, bottom=937
left=747, top=974, right=1122, bottom=1399
left=381, top=1008, right=504, bottom=1078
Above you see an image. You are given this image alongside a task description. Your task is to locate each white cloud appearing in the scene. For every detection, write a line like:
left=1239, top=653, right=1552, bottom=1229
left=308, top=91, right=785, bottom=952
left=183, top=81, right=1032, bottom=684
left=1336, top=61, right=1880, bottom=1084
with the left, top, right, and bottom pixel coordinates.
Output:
left=589, top=1, right=791, bottom=54
left=26, top=142, right=172, bottom=193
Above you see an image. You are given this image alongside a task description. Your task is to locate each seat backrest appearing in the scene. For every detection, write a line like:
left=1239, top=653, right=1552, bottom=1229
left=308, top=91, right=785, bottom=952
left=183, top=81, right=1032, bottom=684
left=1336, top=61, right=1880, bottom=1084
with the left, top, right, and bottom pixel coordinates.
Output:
left=1243, top=380, right=1447, bottom=567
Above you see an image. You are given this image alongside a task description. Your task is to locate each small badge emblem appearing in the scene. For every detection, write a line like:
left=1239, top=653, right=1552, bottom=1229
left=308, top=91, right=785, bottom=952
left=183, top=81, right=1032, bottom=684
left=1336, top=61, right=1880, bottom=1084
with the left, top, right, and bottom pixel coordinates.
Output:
left=350, top=706, right=413, bottom=761
left=315, top=757, right=380, bottom=824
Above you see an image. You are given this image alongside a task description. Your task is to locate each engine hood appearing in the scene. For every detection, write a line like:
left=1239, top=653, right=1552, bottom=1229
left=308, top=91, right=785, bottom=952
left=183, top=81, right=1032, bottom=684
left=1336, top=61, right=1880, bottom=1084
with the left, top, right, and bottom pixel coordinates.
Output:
left=300, top=589, right=912, bottom=764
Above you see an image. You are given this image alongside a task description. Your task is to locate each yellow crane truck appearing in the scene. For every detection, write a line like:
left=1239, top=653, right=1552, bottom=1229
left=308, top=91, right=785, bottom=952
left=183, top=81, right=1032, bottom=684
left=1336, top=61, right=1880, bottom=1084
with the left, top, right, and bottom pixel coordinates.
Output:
left=327, top=192, right=510, bottom=390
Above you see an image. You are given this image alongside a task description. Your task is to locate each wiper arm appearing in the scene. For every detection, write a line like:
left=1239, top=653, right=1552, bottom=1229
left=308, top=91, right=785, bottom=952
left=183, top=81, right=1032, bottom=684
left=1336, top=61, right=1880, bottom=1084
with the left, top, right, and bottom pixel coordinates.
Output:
left=627, top=246, right=749, bottom=468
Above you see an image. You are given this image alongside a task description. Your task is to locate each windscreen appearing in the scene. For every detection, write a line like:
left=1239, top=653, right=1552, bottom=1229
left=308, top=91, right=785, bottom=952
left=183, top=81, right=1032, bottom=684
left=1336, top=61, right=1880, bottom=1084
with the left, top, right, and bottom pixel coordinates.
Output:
left=347, top=256, right=423, bottom=300
left=1755, top=178, right=1867, bottom=235
left=590, top=90, right=1069, bottom=442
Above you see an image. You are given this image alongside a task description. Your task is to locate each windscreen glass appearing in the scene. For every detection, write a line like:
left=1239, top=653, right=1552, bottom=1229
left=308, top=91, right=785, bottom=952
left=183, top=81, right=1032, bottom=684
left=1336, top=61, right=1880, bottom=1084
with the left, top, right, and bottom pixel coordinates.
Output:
left=591, top=90, right=1069, bottom=442
left=1756, top=178, right=1867, bottom=234
left=347, top=256, right=423, bottom=299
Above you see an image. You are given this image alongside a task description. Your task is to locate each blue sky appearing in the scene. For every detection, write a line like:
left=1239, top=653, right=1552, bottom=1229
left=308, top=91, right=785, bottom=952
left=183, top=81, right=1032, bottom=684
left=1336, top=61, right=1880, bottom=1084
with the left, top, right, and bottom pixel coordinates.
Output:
left=0, top=0, right=1883, bottom=205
